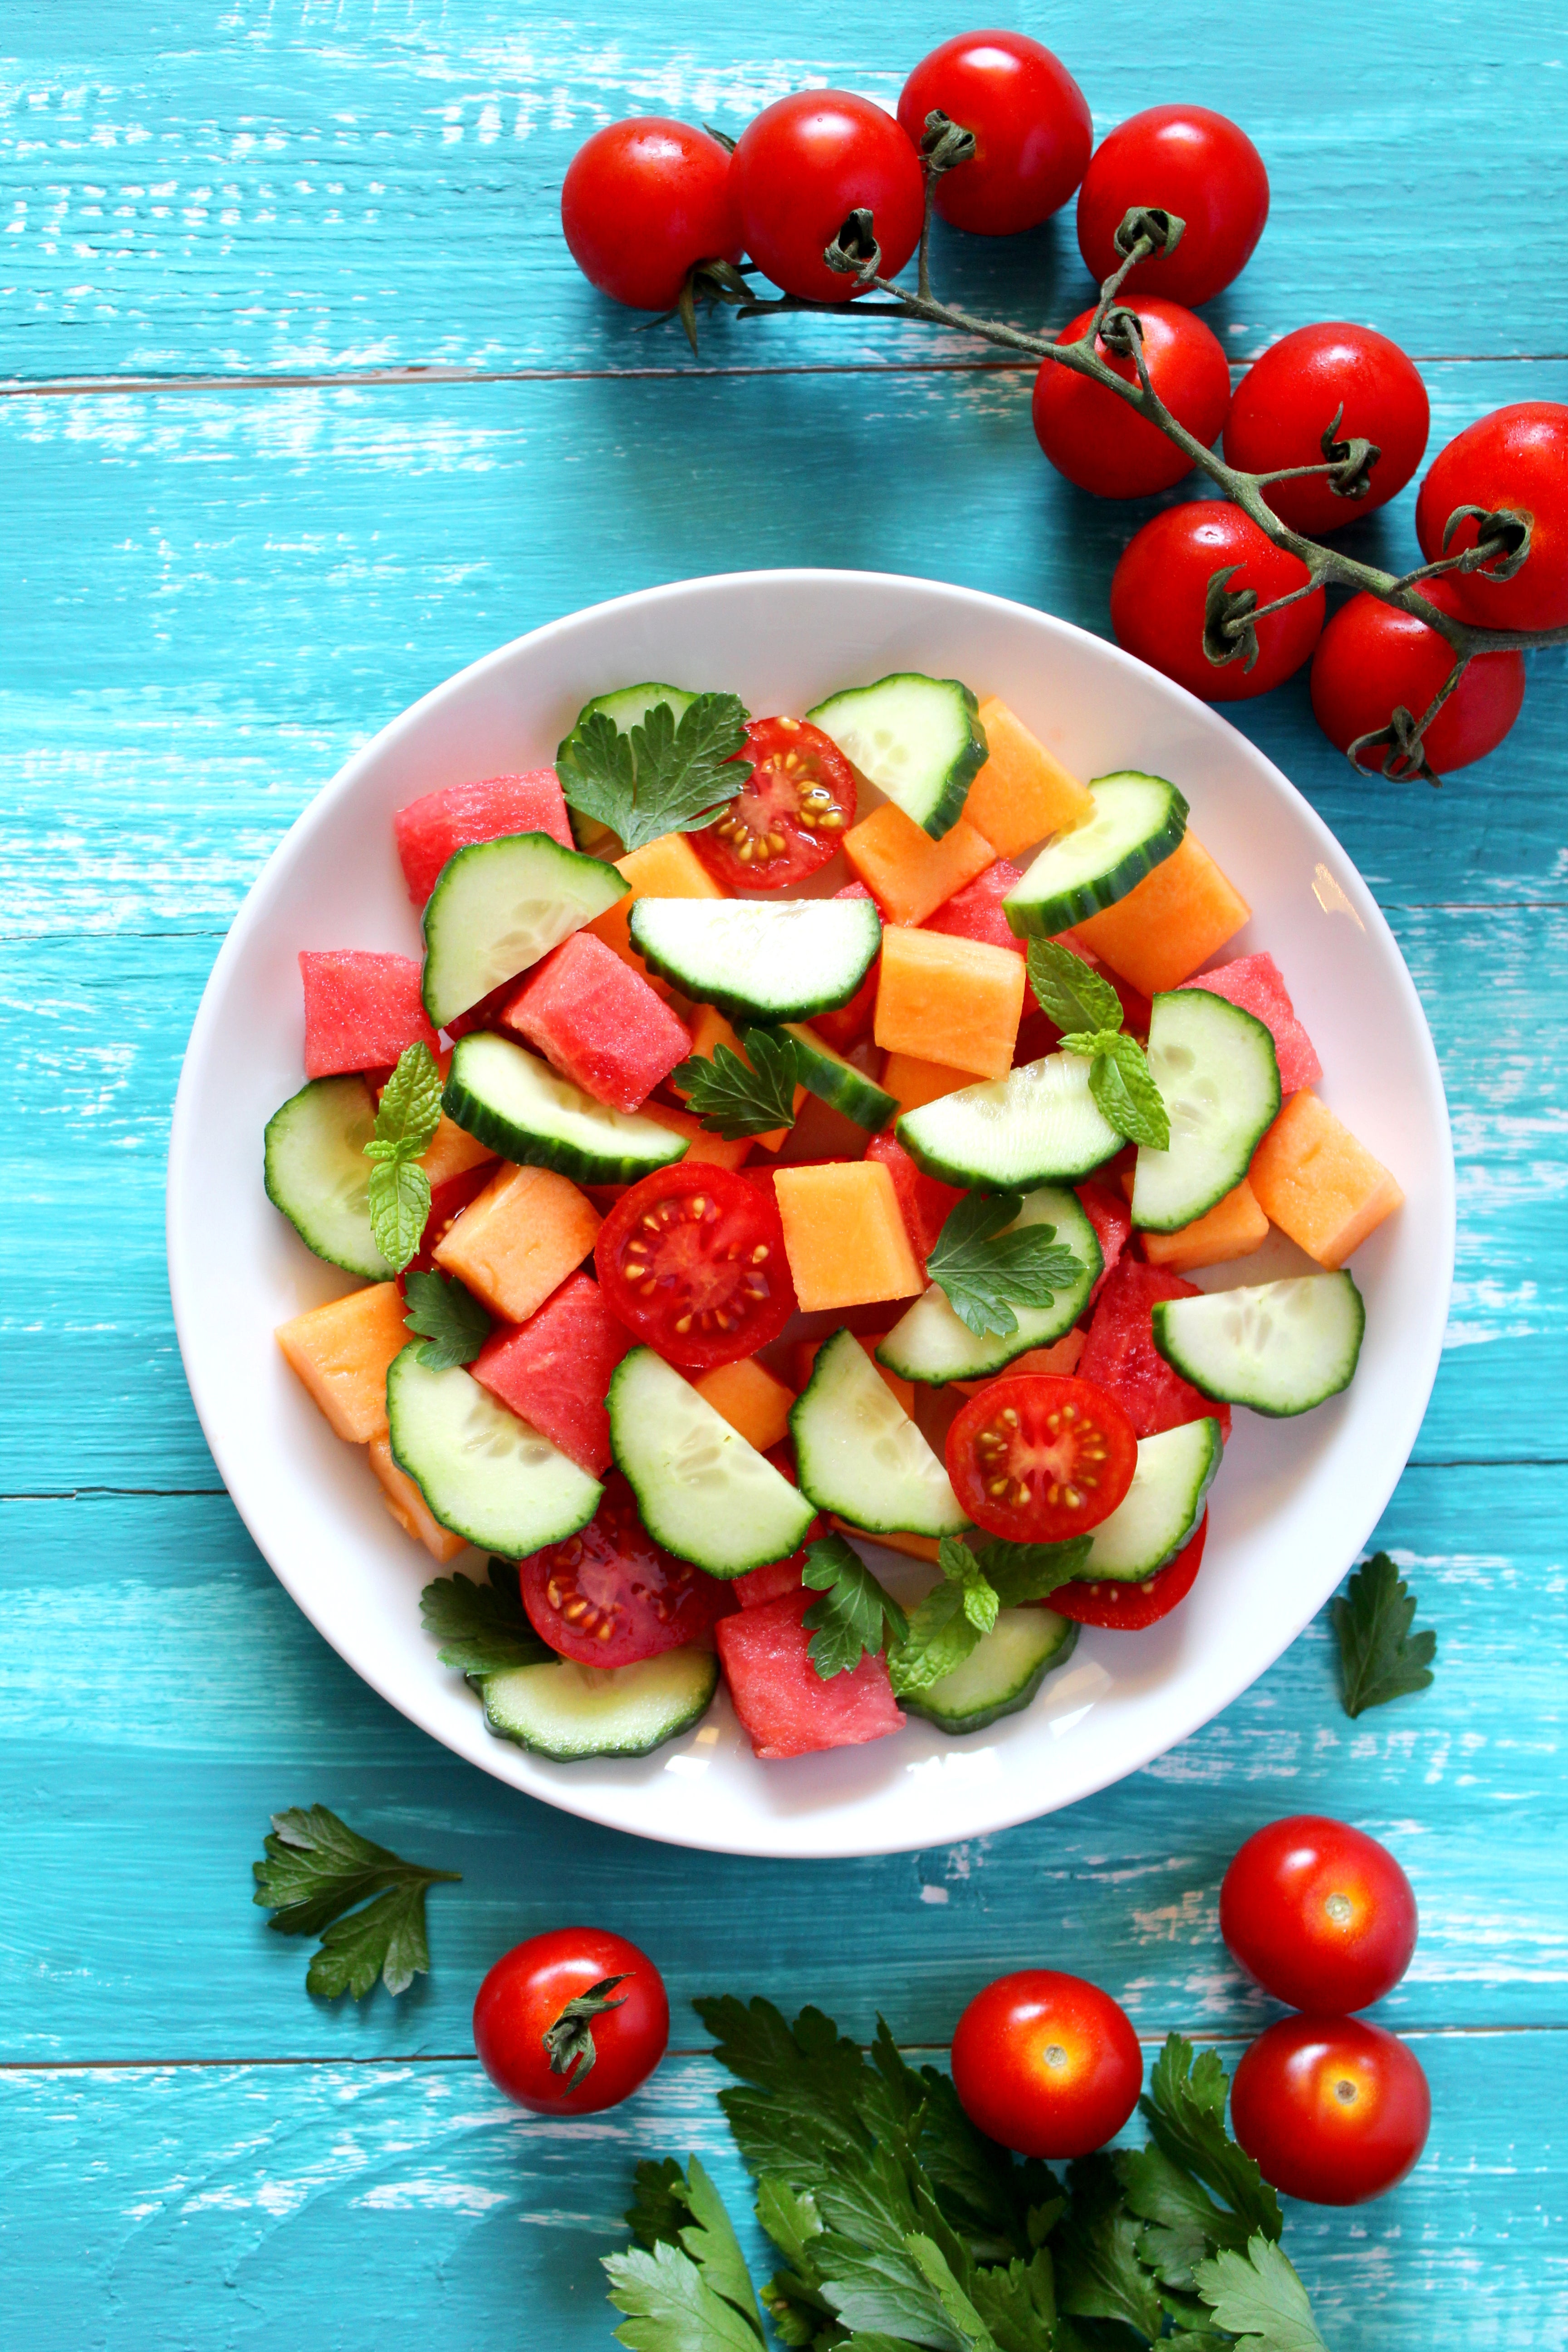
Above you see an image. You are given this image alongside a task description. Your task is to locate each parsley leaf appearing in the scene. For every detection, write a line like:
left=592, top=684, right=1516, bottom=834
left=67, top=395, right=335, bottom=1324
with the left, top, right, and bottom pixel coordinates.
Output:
left=1193, top=2235, right=1329, bottom=2351
left=420, top=1561, right=556, bottom=1675
left=673, top=1028, right=799, bottom=1140
left=1027, top=938, right=1125, bottom=1037
left=801, top=1534, right=909, bottom=1680
left=363, top=1041, right=443, bottom=1274
left=252, top=1804, right=460, bottom=2000
left=604, top=2237, right=764, bottom=2352
left=1331, top=1551, right=1436, bottom=1717
left=1055, top=2166, right=1165, bottom=2343
left=925, top=1193, right=1086, bottom=1339
left=403, top=1268, right=492, bottom=1369
left=1140, top=2038, right=1282, bottom=2244
left=889, top=1536, right=1000, bottom=1697
left=557, top=691, right=753, bottom=854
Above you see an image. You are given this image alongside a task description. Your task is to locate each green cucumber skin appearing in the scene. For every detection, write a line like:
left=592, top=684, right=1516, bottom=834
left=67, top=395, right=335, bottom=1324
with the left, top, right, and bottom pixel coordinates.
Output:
left=895, top=1056, right=1122, bottom=1192
left=790, top=1328, right=967, bottom=1537
left=419, top=829, right=626, bottom=1029
left=1132, top=994, right=1282, bottom=1235
left=1002, top=771, right=1190, bottom=938
left=777, top=1025, right=898, bottom=1132
left=608, top=1347, right=817, bottom=1577
left=876, top=1186, right=1102, bottom=1386
left=806, top=674, right=987, bottom=841
left=441, top=1061, right=685, bottom=1186
left=474, top=1650, right=720, bottom=1762
left=1152, top=1276, right=1365, bottom=1418
left=1079, top=1419, right=1223, bottom=1583
left=903, top=1614, right=1078, bottom=1735
left=263, top=1075, right=393, bottom=1280
left=628, top=901, right=882, bottom=1024
left=387, top=1349, right=603, bottom=1556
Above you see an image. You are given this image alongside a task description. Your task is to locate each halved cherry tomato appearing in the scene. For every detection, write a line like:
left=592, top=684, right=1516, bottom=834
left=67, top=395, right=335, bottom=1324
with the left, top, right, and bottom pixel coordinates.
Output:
left=693, top=717, right=856, bottom=890
left=1230, top=2014, right=1431, bottom=2205
left=517, top=1471, right=735, bottom=1666
left=946, top=1373, right=1137, bottom=1544
left=951, top=1969, right=1143, bottom=2159
left=1220, top=1815, right=1418, bottom=2014
left=595, top=1161, right=797, bottom=1372
left=1050, top=1515, right=1206, bottom=1628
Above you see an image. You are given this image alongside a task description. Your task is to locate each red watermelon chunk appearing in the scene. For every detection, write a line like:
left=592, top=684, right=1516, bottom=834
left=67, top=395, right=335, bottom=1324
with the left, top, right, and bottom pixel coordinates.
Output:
left=394, top=769, right=573, bottom=906
left=500, top=931, right=692, bottom=1112
left=716, top=1589, right=906, bottom=1758
left=299, top=951, right=439, bottom=1079
left=734, top=1551, right=809, bottom=1609
left=471, top=1270, right=633, bottom=1477
left=1183, top=952, right=1322, bottom=1094
left=1076, top=1179, right=1131, bottom=1304
left=1078, top=1259, right=1231, bottom=1441
left=864, top=1130, right=963, bottom=1275
left=812, top=881, right=880, bottom=1050
left=923, top=858, right=1027, bottom=953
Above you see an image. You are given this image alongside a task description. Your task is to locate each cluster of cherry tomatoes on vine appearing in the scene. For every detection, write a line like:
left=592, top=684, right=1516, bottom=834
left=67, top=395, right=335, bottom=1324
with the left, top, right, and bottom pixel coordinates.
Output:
left=561, top=32, right=1567, bottom=778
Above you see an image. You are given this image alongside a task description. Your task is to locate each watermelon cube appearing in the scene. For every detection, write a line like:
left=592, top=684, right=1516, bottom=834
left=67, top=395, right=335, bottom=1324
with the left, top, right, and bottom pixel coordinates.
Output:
left=733, top=1536, right=817, bottom=1609
left=811, top=882, right=880, bottom=1050
left=1076, top=1179, right=1131, bottom=1304
left=922, top=858, right=1027, bottom=954
left=500, top=931, right=692, bottom=1112
left=299, top=951, right=438, bottom=1079
left=716, top=1589, right=906, bottom=1757
left=1184, top=952, right=1322, bottom=1094
left=863, top=1130, right=964, bottom=1275
left=394, top=769, right=573, bottom=906
left=1078, top=1259, right=1231, bottom=1441
left=471, top=1269, right=633, bottom=1477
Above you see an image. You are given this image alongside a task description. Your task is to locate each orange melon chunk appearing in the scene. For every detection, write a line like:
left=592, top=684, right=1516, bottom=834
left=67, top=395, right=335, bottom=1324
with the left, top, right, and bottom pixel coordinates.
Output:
left=965, top=697, right=1097, bottom=858
left=368, top=1431, right=468, bottom=1562
left=275, top=1281, right=409, bottom=1443
left=952, top=1327, right=1087, bottom=1396
left=1249, top=1091, right=1404, bottom=1268
left=795, top=1331, right=915, bottom=1418
left=671, top=1004, right=806, bottom=1153
left=1142, top=1177, right=1270, bottom=1274
left=694, top=1356, right=797, bottom=1453
left=433, top=1161, right=601, bottom=1322
left=774, top=1161, right=923, bottom=1310
left=874, top=926, right=1025, bottom=1080
left=420, top=1113, right=498, bottom=1187
left=843, top=800, right=996, bottom=928
left=879, top=1051, right=976, bottom=1117
left=640, top=1098, right=752, bottom=1172
left=585, top=830, right=722, bottom=976
left=1073, top=832, right=1250, bottom=996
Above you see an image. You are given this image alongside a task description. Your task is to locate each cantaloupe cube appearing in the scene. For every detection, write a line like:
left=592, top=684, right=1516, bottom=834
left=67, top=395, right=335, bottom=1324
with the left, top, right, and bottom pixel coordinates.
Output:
left=795, top=1331, right=914, bottom=1417
left=639, top=1098, right=752, bottom=1172
left=1142, top=1177, right=1269, bottom=1273
left=965, top=697, right=1097, bottom=858
left=694, top=1356, right=797, bottom=1452
left=672, top=1004, right=805, bottom=1153
left=1249, top=1091, right=1404, bottom=1268
left=420, top=1114, right=497, bottom=1187
left=830, top=1517, right=949, bottom=1564
left=952, top=1328, right=1086, bottom=1396
left=874, top=926, right=1025, bottom=1081
left=433, top=1162, right=601, bottom=1322
left=585, top=830, right=723, bottom=973
left=880, top=1052, right=976, bottom=1117
left=843, top=801, right=996, bottom=928
left=275, top=1282, right=409, bottom=1443
left=774, top=1161, right=923, bottom=1310
left=1072, top=832, right=1250, bottom=997
left=367, top=1431, right=468, bottom=1562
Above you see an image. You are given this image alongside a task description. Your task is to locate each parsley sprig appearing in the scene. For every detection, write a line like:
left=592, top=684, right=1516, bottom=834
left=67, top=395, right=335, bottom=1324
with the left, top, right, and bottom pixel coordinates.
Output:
left=1331, top=1551, right=1436, bottom=1717
left=889, top=1531, right=1089, bottom=1697
left=556, top=691, right=753, bottom=854
left=252, top=1804, right=460, bottom=2001
left=403, top=1268, right=492, bottom=1368
left=364, top=1041, right=443, bottom=1273
left=1028, top=937, right=1171, bottom=1152
left=799, top=1534, right=908, bottom=1680
left=925, top=1191, right=1086, bottom=1338
left=673, top=1027, right=799, bottom=1140
left=420, top=1558, right=556, bottom=1676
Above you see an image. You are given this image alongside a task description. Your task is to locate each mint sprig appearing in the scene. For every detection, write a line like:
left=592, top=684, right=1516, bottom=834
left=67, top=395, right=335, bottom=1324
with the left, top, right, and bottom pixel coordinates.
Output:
left=924, top=1191, right=1086, bottom=1338
left=890, top=1532, right=1090, bottom=1698
left=1029, top=939, right=1171, bottom=1152
left=799, top=1534, right=908, bottom=1680
left=364, top=1041, right=443, bottom=1274
left=673, top=1028, right=799, bottom=1140
left=556, top=691, right=753, bottom=854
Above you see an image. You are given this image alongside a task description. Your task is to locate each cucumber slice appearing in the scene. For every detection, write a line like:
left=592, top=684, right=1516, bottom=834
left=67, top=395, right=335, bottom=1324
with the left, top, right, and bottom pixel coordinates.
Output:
left=1132, top=991, right=1282, bottom=1233
left=629, top=897, right=881, bottom=1024
left=1003, top=772, right=1188, bottom=937
left=476, top=1646, right=720, bottom=1761
left=264, top=1075, right=392, bottom=1279
left=1079, top=1418, right=1223, bottom=1583
left=571, top=681, right=699, bottom=737
left=779, top=1023, right=899, bottom=1132
left=387, top=1347, right=602, bottom=1553
left=1153, top=1274, right=1365, bottom=1417
left=903, top=1607, right=1078, bottom=1735
left=806, top=672, right=986, bottom=841
left=444, top=1032, right=687, bottom=1184
left=897, top=1054, right=1121, bottom=1190
left=609, top=1346, right=815, bottom=1576
left=876, top=1186, right=1102, bottom=1385
left=790, top=1328, right=968, bottom=1536
left=421, top=831, right=626, bottom=1029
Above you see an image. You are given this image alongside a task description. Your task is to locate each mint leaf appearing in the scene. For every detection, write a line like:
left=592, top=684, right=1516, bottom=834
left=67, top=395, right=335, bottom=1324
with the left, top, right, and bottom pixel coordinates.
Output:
left=925, top=1193, right=1085, bottom=1339
left=373, top=1040, right=444, bottom=1156
left=558, top=691, right=753, bottom=854
left=800, top=1534, right=908, bottom=1681
left=403, top=1268, right=492, bottom=1369
left=1027, top=939, right=1124, bottom=1037
left=419, top=1563, right=555, bottom=1675
left=252, top=1804, right=459, bottom=2000
left=890, top=1537, right=999, bottom=1697
left=1141, top=2037, right=1282, bottom=2244
left=368, top=1156, right=432, bottom=1273
left=1331, top=1551, right=1436, bottom=1717
left=674, top=1029, right=799, bottom=1140
left=1193, top=2235, right=1329, bottom=2351
left=970, top=1533, right=1093, bottom=1607
left=1088, top=1032, right=1171, bottom=1152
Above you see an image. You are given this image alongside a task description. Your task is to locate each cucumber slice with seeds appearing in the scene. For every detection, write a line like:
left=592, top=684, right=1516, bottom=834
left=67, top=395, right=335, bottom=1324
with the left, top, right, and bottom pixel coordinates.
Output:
left=1003, top=772, right=1188, bottom=937
left=628, top=896, right=882, bottom=1024
left=444, top=1032, right=687, bottom=1185
left=387, top=1347, right=602, bottom=1554
left=477, top=1646, right=719, bottom=1761
left=264, top=1074, right=392, bottom=1279
left=421, top=831, right=626, bottom=1029
left=897, top=1054, right=1121, bottom=1190
left=903, top=1607, right=1078, bottom=1735
left=877, top=1186, right=1101, bottom=1385
left=1152, top=1274, right=1364, bottom=1417
left=571, top=681, right=699, bottom=738
left=778, top=1023, right=899, bottom=1132
left=791, top=1328, right=968, bottom=1536
left=1132, top=991, right=1281, bottom=1233
left=609, top=1346, right=816, bottom=1577
left=1079, top=1418, right=1223, bottom=1583
left=806, top=673, right=986, bottom=840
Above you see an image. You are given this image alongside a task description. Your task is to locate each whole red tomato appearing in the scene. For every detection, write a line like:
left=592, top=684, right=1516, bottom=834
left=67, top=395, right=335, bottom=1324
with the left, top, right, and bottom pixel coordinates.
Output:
left=1224, top=323, right=1431, bottom=536
left=473, top=1927, right=669, bottom=2115
left=897, top=31, right=1091, bottom=236
left=1310, top=575, right=1526, bottom=776
left=951, top=1970, right=1143, bottom=2158
left=1220, top=1816, right=1418, bottom=2013
left=731, top=92, right=924, bottom=304
left=1110, top=503, right=1324, bottom=700
left=1033, top=299, right=1231, bottom=497
left=561, top=118, right=740, bottom=311
left=1230, top=2015, right=1431, bottom=2204
left=1077, top=106, right=1269, bottom=306
left=1415, top=400, right=1568, bottom=630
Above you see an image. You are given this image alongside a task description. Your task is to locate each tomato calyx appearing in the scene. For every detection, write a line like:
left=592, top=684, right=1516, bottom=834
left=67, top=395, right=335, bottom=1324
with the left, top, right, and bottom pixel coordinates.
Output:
left=1437, top=500, right=1533, bottom=581
left=542, top=1973, right=632, bottom=2088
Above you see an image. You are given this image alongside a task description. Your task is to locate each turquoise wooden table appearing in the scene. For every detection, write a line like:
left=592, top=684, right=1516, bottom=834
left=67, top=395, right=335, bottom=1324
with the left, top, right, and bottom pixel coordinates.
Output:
left=4, top=4, right=1566, bottom=2342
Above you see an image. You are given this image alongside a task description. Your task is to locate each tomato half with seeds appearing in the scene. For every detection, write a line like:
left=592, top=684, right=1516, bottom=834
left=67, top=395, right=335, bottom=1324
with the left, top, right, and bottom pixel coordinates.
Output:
left=693, top=716, right=856, bottom=890
left=518, top=1471, right=734, bottom=1666
left=1049, top=1515, right=1206, bottom=1628
left=595, top=1161, right=797, bottom=1372
left=946, top=1373, right=1137, bottom=1544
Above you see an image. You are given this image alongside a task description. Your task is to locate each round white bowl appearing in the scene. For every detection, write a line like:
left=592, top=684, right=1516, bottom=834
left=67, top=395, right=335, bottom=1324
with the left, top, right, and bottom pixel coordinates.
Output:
left=167, top=569, right=1452, bottom=1860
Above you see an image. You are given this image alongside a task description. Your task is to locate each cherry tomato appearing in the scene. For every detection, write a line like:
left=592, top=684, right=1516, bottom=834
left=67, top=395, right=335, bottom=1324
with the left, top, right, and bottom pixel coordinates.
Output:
left=896, top=31, right=1091, bottom=237
left=595, top=1161, right=797, bottom=1372
left=1050, top=1514, right=1206, bottom=1629
left=473, top=1927, right=669, bottom=2116
left=1076, top=106, right=1269, bottom=306
left=1032, top=298, right=1231, bottom=498
left=1310, top=575, right=1526, bottom=777
left=692, top=716, right=856, bottom=889
left=518, top=1471, right=734, bottom=1666
left=1230, top=2015, right=1430, bottom=2204
left=1415, top=400, right=1568, bottom=630
left=1111, top=503, right=1324, bottom=701
left=1224, top=322, right=1430, bottom=536
left=561, top=119, right=740, bottom=312
left=946, top=1373, right=1138, bottom=1544
left=951, top=1970, right=1143, bottom=2158
left=1220, top=1816, right=1418, bottom=2014
left=731, top=92, right=925, bottom=305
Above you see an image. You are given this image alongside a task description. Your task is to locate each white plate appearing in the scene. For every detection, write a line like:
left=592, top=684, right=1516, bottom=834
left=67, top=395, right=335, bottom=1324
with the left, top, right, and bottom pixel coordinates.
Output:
left=167, top=569, right=1452, bottom=1860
